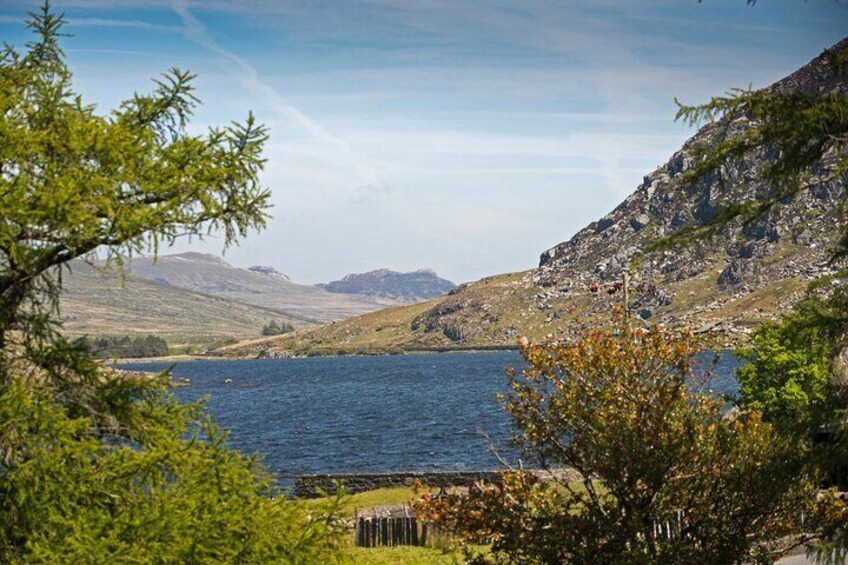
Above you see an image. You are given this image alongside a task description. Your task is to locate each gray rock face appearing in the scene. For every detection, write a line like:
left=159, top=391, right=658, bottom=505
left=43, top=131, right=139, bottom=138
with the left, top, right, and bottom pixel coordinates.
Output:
left=630, top=214, right=651, bottom=232
left=247, top=265, right=290, bottom=281
left=717, top=259, right=755, bottom=288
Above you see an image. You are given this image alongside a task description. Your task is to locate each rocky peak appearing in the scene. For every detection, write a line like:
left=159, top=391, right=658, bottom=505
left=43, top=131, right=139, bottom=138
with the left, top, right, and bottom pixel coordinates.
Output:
left=323, top=269, right=456, bottom=302
left=247, top=265, right=290, bottom=281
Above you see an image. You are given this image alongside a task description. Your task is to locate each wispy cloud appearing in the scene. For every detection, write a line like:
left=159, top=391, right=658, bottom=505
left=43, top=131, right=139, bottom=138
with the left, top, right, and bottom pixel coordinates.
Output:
left=66, top=47, right=205, bottom=63
left=68, top=16, right=180, bottom=31
left=169, top=0, right=378, bottom=188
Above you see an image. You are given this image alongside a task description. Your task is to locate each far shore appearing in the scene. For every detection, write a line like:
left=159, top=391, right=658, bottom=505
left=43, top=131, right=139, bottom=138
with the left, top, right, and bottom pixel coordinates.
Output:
left=103, top=353, right=224, bottom=365
left=108, top=345, right=521, bottom=365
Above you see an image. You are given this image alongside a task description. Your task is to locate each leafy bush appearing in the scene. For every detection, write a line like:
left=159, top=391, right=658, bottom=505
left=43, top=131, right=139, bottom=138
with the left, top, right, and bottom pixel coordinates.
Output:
left=736, top=320, right=831, bottom=431
left=416, top=321, right=830, bottom=564
left=0, top=372, right=346, bottom=564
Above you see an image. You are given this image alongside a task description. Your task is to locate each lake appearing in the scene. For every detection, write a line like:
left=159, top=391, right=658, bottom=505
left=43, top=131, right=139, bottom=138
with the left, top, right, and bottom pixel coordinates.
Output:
left=120, top=351, right=741, bottom=485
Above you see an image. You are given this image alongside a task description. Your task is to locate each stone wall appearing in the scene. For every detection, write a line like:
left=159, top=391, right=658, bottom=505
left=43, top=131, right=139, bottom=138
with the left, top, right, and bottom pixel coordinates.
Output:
left=292, top=470, right=505, bottom=498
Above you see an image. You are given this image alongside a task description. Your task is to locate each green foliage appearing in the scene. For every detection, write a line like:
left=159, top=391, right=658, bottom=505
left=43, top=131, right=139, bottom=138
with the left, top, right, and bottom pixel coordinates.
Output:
left=736, top=318, right=831, bottom=430
left=417, top=321, right=825, bottom=564
left=0, top=375, right=346, bottom=564
left=82, top=335, right=169, bottom=359
left=0, top=2, right=271, bottom=353
left=262, top=320, right=295, bottom=336
left=735, top=276, right=848, bottom=555
left=735, top=274, right=848, bottom=442
left=0, top=5, right=345, bottom=563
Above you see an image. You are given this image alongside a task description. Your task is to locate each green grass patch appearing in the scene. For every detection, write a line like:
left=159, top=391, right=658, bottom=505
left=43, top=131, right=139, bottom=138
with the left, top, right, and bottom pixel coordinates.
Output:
left=344, top=546, right=463, bottom=565
left=343, top=486, right=420, bottom=513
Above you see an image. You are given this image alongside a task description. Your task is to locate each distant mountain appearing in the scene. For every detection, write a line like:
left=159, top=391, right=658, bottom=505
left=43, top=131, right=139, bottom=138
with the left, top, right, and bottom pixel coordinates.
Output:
left=220, top=39, right=848, bottom=357
left=321, top=269, right=456, bottom=302
left=61, top=261, right=302, bottom=346
left=123, top=252, right=399, bottom=322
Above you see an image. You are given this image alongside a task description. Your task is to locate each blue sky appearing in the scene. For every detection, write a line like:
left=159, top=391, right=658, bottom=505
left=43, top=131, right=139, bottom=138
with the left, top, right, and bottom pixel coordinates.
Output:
left=1, top=1, right=846, bottom=284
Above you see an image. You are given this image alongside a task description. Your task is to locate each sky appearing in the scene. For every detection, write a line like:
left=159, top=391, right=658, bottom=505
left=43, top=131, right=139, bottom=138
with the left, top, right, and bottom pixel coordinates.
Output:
left=1, top=1, right=846, bottom=284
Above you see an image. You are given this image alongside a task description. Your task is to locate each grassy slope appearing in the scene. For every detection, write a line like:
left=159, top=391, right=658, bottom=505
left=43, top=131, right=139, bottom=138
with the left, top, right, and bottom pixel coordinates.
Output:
left=218, top=271, right=543, bottom=356
left=345, top=546, right=463, bottom=565
left=308, top=487, right=465, bottom=564
left=218, top=257, right=808, bottom=357
left=60, top=263, right=308, bottom=347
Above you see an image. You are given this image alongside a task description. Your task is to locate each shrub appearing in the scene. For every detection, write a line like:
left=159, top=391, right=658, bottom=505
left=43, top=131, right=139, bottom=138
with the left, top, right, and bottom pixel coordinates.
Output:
left=262, top=321, right=295, bottom=336
left=416, top=321, right=828, bottom=564
left=0, top=372, right=346, bottom=563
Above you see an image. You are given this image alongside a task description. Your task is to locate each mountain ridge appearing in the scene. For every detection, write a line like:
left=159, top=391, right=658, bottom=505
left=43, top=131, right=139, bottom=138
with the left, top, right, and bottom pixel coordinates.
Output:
left=122, top=253, right=403, bottom=323
left=219, top=38, right=848, bottom=358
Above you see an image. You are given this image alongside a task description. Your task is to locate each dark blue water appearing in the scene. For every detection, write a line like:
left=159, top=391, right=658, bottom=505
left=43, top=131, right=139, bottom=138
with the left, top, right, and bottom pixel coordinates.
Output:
left=120, top=351, right=740, bottom=483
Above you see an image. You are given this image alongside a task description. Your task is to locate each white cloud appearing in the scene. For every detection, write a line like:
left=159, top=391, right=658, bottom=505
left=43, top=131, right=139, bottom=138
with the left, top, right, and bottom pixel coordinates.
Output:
left=67, top=16, right=180, bottom=30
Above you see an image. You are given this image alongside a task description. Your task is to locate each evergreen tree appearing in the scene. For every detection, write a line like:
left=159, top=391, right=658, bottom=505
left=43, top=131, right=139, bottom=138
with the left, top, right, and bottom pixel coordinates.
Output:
left=0, top=4, right=344, bottom=562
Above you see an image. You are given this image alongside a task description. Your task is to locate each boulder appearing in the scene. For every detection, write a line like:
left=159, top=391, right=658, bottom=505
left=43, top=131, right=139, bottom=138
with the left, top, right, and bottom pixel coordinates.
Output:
left=630, top=213, right=651, bottom=232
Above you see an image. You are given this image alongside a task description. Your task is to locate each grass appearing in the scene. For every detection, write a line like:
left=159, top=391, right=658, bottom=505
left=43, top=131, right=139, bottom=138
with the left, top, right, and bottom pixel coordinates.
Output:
left=304, top=487, right=467, bottom=564
left=343, top=487, right=420, bottom=514
left=344, top=546, right=464, bottom=565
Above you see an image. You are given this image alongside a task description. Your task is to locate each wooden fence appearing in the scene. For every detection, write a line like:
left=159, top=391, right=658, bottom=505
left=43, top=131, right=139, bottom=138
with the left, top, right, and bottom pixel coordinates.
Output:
left=353, top=506, right=449, bottom=548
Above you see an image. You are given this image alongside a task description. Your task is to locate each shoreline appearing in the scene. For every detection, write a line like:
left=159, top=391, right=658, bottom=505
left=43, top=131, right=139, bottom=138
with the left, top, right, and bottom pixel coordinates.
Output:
left=103, top=353, right=225, bottom=365
left=112, top=345, right=520, bottom=365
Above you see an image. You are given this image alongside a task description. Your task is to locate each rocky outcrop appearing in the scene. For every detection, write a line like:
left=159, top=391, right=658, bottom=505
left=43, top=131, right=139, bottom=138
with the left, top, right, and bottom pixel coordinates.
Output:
left=322, top=268, right=456, bottom=302
left=247, top=265, right=290, bottom=281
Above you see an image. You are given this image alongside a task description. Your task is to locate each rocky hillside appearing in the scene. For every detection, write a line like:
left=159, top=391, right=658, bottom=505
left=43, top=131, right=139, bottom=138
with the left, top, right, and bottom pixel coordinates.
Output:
left=220, top=39, right=847, bottom=358
left=321, top=269, right=456, bottom=302
left=123, top=252, right=403, bottom=322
